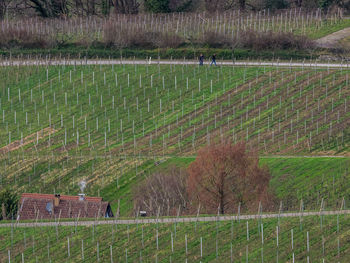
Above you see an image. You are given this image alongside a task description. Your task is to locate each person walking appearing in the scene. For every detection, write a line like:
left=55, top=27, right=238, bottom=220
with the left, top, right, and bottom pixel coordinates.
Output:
left=210, top=54, right=217, bottom=66
left=199, top=54, right=204, bottom=66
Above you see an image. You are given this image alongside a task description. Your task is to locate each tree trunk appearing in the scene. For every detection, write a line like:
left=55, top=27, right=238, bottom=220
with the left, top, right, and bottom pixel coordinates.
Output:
left=219, top=172, right=225, bottom=214
left=295, top=0, right=302, bottom=7
left=219, top=192, right=225, bottom=214
left=239, top=0, right=245, bottom=10
left=1, top=203, right=7, bottom=220
left=113, top=0, right=138, bottom=14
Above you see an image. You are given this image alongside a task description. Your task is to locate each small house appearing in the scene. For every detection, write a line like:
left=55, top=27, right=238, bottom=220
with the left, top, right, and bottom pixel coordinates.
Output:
left=17, top=193, right=113, bottom=220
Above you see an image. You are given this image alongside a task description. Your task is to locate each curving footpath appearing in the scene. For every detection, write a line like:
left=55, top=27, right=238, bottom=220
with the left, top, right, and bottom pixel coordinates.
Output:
left=1, top=210, right=349, bottom=228
left=316, top=27, right=350, bottom=48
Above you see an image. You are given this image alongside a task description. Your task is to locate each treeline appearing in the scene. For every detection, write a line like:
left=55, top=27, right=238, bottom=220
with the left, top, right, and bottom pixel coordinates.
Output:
left=0, top=0, right=349, bottom=18
left=133, top=142, right=273, bottom=216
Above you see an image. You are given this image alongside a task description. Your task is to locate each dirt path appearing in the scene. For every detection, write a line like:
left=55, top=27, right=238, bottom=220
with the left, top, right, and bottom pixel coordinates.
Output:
left=316, top=27, right=350, bottom=48
left=1, top=210, right=349, bottom=228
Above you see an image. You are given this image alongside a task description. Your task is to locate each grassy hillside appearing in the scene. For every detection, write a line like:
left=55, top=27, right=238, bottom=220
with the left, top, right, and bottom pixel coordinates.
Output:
left=1, top=64, right=350, bottom=158
left=1, top=213, right=350, bottom=262
left=150, top=156, right=350, bottom=212
left=1, top=155, right=349, bottom=217
left=264, top=157, right=350, bottom=211
left=1, top=63, right=350, bottom=215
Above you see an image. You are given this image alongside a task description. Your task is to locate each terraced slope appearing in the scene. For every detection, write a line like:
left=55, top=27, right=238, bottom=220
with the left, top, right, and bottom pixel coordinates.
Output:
left=1, top=64, right=350, bottom=157
left=1, top=64, right=350, bottom=213
left=1, top=214, right=349, bottom=262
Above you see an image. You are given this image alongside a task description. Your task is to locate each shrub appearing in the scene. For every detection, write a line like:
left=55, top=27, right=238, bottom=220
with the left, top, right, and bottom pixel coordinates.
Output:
left=0, top=189, right=18, bottom=221
left=201, top=31, right=232, bottom=48
left=103, top=21, right=184, bottom=48
left=0, top=26, right=53, bottom=49
left=238, top=30, right=314, bottom=51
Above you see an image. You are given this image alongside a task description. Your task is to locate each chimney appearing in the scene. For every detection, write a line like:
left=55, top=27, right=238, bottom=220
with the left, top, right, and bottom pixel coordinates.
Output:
left=54, top=194, right=60, bottom=207
left=78, top=193, right=85, bottom=201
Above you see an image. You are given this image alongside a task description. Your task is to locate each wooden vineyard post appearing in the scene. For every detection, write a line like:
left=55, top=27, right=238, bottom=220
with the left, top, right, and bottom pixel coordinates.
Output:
left=67, top=237, right=70, bottom=258
left=110, top=245, right=113, bottom=263
left=291, top=229, right=294, bottom=263
left=276, top=226, right=279, bottom=263
left=261, top=224, right=264, bottom=263
left=320, top=198, right=324, bottom=231
left=299, top=199, right=303, bottom=230
left=97, top=242, right=100, bottom=262
left=81, top=239, right=84, bottom=260
left=246, top=221, right=249, bottom=263
left=171, top=232, right=174, bottom=253
left=32, top=236, right=35, bottom=256
left=337, top=237, right=340, bottom=261
left=307, top=231, right=310, bottom=263
left=322, top=235, right=325, bottom=262
left=141, top=225, right=144, bottom=248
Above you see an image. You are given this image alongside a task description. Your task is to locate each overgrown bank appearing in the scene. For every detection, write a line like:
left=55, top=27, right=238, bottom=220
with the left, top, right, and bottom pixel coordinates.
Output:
left=0, top=46, right=317, bottom=61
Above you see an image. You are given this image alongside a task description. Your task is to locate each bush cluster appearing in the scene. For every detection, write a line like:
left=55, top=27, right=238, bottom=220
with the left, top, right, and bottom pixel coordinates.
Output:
left=0, top=21, right=314, bottom=51
left=103, top=24, right=315, bottom=51
left=0, top=26, right=53, bottom=49
left=103, top=21, right=183, bottom=48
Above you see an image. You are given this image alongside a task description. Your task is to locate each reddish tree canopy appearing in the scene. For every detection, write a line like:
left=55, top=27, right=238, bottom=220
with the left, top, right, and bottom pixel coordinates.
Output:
left=187, top=141, right=271, bottom=214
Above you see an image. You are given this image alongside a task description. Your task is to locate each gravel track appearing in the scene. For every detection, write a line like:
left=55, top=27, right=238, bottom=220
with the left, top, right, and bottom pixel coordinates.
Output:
left=316, top=27, right=350, bottom=48
left=1, top=59, right=350, bottom=69
left=1, top=210, right=349, bottom=228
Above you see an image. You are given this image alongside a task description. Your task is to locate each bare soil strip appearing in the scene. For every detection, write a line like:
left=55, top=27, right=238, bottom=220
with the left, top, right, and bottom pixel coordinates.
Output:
left=0, top=127, right=56, bottom=154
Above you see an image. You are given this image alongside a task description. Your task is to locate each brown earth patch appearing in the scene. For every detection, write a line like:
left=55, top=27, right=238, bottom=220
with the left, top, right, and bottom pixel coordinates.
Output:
left=0, top=127, right=57, bottom=154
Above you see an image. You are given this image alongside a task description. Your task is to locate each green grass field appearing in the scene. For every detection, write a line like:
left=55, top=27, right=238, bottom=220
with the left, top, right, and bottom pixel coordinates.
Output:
left=306, top=18, right=350, bottom=39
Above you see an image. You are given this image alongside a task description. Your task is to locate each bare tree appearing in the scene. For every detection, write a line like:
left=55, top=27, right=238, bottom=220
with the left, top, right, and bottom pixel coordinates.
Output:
left=113, top=0, right=139, bottom=14
left=27, top=0, right=69, bottom=17
left=238, top=0, right=245, bottom=9
left=0, top=0, right=16, bottom=19
left=133, top=166, right=188, bottom=216
left=204, top=0, right=223, bottom=11
left=187, top=141, right=272, bottom=214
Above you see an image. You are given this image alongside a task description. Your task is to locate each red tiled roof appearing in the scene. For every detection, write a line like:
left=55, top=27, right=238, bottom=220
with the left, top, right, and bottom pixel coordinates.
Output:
left=18, top=193, right=113, bottom=220
left=20, top=193, right=102, bottom=202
